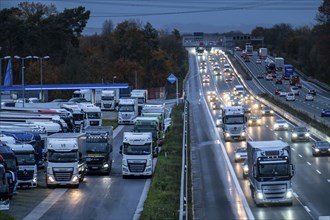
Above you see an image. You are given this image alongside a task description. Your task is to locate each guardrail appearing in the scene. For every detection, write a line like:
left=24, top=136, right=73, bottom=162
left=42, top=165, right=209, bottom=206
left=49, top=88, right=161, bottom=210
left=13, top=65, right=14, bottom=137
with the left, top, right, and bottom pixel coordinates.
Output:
left=179, top=100, right=189, bottom=220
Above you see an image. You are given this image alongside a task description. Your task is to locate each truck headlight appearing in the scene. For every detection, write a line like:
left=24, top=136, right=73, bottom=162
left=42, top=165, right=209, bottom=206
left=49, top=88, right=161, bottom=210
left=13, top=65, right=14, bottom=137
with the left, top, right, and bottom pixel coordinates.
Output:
left=146, top=159, right=152, bottom=166
left=48, top=176, right=55, bottom=183
left=256, top=191, right=264, bottom=200
left=122, top=159, right=128, bottom=166
left=284, top=124, right=288, bottom=128
left=103, top=163, right=109, bottom=168
left=241, top=132, right=246, bottom=136
left=72, top=176, right=79, bottom=182
left=33, top=177, right=37, bottom=183
left=286, top=190, right=293, bottom=199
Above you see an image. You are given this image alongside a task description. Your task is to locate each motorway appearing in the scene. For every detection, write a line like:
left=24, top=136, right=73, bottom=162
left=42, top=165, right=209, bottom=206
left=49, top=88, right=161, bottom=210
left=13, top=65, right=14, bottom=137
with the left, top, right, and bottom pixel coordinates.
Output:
left=233, top=51, right=330, bottom=127
left=187, top=48, right=330, bottom=220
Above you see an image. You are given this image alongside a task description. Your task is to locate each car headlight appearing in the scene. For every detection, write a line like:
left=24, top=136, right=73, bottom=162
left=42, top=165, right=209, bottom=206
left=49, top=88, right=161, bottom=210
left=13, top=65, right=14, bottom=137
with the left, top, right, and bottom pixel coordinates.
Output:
left=305, top=133, right=310, bottom=137
left=284, top=124, right=288, bottom=128
left=243, top=165, right=249, bottom=173
left=286, top=190, right=293, bottom=199
left=274, top=124, right=279, bottom=129
left=315, top=148, right=320, bottom=152
left=225, top=133, right=231, bottom=137
left=103, top=163, right=109, bottom=168
left=292, top=133, right=298, bottom=137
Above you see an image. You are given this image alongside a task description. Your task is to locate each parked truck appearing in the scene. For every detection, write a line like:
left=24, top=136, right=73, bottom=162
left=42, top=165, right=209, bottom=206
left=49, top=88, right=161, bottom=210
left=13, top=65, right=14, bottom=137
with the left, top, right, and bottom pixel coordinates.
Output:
left=141, top=104, right=166, bottom=144
left=247, top=141, right=295, bottom=206
left=100, top=90, right=118, bottom=111
left=282, top=64, right=295, bottom=80
left=133, top=116, right=160, bottom=156
left=275, top=57, right=284, bottom=74
left=44, top=133, right=87, bottom=188
left=84, top=126, right=113, bottom=174
left=258, top=48, right=268, bottom=59
left=120, top=132, right=153, bottom=178
left=0, top=143, right=18, bottom=198
left=220, top=106, right=247, bottom=142
left=130, top=89, right=148, bottom=115
left=61, top=103, right=85, bottom=132
left=78, top=103, right=102, bottom=128
left=117, top=98, right=138, bottom=125
left=8, top=143, right=37, bottom=188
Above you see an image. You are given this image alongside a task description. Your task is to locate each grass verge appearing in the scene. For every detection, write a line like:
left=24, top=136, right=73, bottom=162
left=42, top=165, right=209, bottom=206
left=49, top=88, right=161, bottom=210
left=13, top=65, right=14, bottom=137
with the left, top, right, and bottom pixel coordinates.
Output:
left=102, top=119, right=118, bottom=129
left=140, top=104, right=185, bottom=219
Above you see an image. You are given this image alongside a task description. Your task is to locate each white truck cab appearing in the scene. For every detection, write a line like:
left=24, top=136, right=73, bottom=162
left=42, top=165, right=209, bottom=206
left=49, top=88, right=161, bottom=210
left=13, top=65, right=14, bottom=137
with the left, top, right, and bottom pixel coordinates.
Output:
left=120, top=132, right=153, bottom=178
left=117, top=98, right=138, bottom=125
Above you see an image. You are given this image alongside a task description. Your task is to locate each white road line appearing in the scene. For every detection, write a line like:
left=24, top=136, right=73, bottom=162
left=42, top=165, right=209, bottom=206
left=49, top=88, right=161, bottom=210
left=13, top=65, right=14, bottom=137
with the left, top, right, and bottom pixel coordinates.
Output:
left=307, top=162, right=311, bottom=166
left=327, top=179, right=330, bottom=183
left=316, top=170, right=322, bottom=174
left=299, top=154, right=303, bottom=158
left=304, top=206, right=311, bottom=213
left=291, top=148, right=296, bottom=151
left=23, top=189, right=67, bottom=220
left=293, top=192, right=298, bottom=198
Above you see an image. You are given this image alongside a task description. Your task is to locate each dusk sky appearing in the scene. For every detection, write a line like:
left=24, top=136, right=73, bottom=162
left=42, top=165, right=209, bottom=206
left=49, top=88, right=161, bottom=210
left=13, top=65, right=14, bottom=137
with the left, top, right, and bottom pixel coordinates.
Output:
left=1, top=0, right=323, bottom=35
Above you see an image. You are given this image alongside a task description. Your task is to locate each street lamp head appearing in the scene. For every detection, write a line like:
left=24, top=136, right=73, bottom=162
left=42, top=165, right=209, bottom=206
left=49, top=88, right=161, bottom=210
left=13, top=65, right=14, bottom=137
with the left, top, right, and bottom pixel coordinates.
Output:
left=33, top=56, right=39, bottom=59
left=14, top=55, right=21, bottom=59
left=43, top=56, right=50, bottom=59
left=25, top=56, right=32, bottom=59
left=3, top=56, right=11, bottom=59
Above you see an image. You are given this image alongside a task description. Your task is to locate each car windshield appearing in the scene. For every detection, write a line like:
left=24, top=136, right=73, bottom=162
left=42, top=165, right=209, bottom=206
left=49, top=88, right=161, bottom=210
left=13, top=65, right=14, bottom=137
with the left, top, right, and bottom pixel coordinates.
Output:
left=295, top=127, right=307, bottom=132
left=276, top=119, right=286, bottom=123
left=236, top=148, right=246, bottom=153
left=316, top=141, right=330, bottom=147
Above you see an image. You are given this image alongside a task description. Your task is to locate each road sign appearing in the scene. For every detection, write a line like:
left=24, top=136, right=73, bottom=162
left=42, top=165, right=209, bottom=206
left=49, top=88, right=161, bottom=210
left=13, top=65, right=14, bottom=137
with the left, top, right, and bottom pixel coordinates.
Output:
left=167, top=73, right=177, bottom=84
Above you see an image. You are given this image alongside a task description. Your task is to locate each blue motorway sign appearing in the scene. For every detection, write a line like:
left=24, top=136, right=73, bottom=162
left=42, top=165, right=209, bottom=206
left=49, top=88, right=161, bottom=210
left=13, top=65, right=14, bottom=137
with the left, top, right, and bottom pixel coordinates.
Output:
left=167, top=73, right=177, bottom=84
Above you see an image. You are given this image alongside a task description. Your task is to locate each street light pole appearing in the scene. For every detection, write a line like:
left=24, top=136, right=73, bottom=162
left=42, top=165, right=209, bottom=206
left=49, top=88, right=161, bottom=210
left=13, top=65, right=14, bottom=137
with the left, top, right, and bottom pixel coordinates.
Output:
left=0, top=56, right=11, bottom=110
left=113, top=75, right=117, bottom=84
left=14, top=55, right=32, bottom=108
left=33, top=56, right=49, bottom=102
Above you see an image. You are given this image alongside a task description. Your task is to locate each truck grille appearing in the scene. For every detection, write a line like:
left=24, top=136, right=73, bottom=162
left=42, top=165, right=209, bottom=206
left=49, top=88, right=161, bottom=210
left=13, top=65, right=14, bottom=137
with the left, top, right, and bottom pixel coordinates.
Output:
left=17, top=170, right=34, bottom=181
left=262, top=184, right=287, bottom=200
left=54, top=171, right=73, bottom=181
left=128, top=163, right=146, bottom=173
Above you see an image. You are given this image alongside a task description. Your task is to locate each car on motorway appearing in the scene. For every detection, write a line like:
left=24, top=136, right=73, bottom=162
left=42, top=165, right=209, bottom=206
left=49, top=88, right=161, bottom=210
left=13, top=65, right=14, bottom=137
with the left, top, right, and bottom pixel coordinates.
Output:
left=308, top=89, right=316, bottom=96
left=305, top=93, right=314, bottom=101
left=321, top=109, right=330, bottom=117
left=242, top=104, right=252, bottom=114
left=274, top=119, right=289, bottom=131
left=242, top=160, right=248, bottom=179
left=286, top=92, right=296, bottom=101
left=234, top=46, right=242, bottom=51
left=223, top=63, right=231, bottom=73
left=265, top=73, right=273, bottom=80
left=225, top=76, right=234, bottom=82
left=216, top=114, right=222, bottom=127
left=202, top=78, right=210, bottom=86
left=230, top=97, right=243, bottom=106
left=275, top=78, right=282, bottom=84
left=312, top=141, right=330, bottom=156
left=244, top=56, right=250, bottom=62
left=234, top=147, right=247, bottom=162
left=290, top=86, right=300, bottom=96
left=257, top=73, right=264, bottom=79
left=291, top=126, right=310, bottom=142
left=212, top=102, right=222, bottom=110
left=256, top=59, right=262, bottom=64
left=252, top=101, right=264, bottom=110
left=247, top=115, right=261, bottom=126
left=275, top=88, right=282, bottom=95
left=261, top=106, right=274, bottom=116
left=265, top=57, right=272, bottom=63
left=279, top=91, right=287, bottom=97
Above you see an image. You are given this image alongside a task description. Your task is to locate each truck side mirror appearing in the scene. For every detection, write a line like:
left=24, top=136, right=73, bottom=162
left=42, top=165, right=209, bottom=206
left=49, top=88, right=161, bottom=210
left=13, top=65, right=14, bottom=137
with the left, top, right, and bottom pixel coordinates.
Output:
left=253, top=165, right=257, bottom=178
left=290, top=164, right=295, bottom=176
left=79, top=152, right=82, bottom=159
left=119, top=145, right=122, bottom=154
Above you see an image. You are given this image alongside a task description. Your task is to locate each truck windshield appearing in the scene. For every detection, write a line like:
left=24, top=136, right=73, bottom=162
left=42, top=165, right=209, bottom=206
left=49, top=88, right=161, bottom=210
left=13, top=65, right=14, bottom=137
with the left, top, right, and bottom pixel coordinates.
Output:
left=119, top=105, right=134, bottom=112
left=123, top=144, right=151, bottom=155
left=86, top=112, right=101, bottom=119
left=101, top=96, right=114, bottom=101
left=86, top=142, right=109, bottom=154
left=73, top=113, right=84, bottom=121
left=15, top=152, right=36, bottom=165
left=137, top=98, right=145, bottom=104
left=224, top=116, right=244, bottom=124
left=48, top=151, right=78, bottom=162
left=134, top=124, right=157, bottom=131
left=258, top=163, right=290, bottom=177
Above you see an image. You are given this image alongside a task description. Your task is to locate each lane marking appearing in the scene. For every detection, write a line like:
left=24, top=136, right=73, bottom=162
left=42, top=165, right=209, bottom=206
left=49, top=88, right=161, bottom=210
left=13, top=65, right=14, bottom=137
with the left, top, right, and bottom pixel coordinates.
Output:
left=307, top=162, right=311, bottom=166
left=299, top=154, right=303, bottom=158
left=304, top=206, right=311, bottom=213
left=23, top=189, right=67, bottom=220
left=316, top=170, right=322, bottom=175
left=327, top=179, right=330, bottom=183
